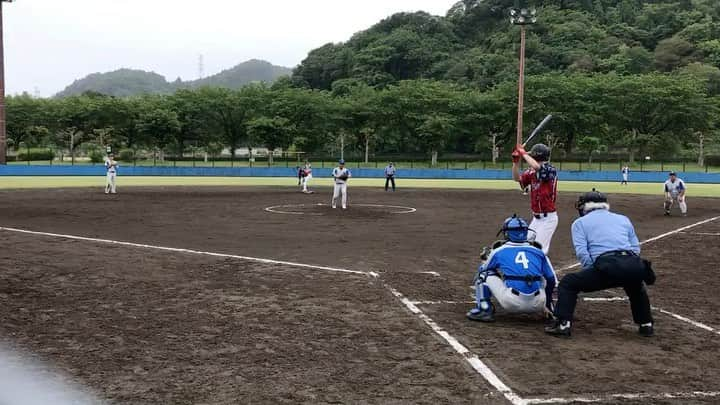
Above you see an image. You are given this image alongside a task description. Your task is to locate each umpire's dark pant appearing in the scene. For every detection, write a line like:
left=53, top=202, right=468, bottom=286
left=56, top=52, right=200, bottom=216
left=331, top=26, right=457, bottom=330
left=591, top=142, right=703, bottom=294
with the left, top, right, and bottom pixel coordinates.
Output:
left=556, top=253, right=653, bottom=325
left=385, top=175, right=396, bottom=191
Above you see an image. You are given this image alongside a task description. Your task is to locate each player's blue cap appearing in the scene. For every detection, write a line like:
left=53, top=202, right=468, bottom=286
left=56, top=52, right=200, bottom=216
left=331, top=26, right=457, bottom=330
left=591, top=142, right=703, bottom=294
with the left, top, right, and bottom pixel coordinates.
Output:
left=669, top=171, right=677, bottom=176
left=339, top=159, right=345, bottom=164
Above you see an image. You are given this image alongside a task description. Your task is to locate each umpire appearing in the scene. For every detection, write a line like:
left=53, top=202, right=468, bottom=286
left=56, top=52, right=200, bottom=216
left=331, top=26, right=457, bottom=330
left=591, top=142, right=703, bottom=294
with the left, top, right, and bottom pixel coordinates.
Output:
left=384, top=162, right=396, bottom=192
left=545, top=189, right=656, bottom=338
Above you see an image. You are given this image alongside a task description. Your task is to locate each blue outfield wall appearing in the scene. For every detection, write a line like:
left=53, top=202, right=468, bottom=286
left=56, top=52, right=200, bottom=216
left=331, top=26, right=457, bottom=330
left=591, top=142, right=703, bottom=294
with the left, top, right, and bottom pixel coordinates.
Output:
left=1, top=165, right=719, bottom=184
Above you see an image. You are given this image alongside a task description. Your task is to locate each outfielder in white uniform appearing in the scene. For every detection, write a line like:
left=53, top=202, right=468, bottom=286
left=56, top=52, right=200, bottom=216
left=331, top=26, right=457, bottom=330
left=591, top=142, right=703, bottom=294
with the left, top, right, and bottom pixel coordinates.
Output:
left=301, top=162, right=313, bottom=194
left=331, top=159, right=351, bottom=209
left=664, top=172, right=687, bottom=216
left=621, top=166, right=629, bottom=185
left=104, top=154, right=118, bottom=194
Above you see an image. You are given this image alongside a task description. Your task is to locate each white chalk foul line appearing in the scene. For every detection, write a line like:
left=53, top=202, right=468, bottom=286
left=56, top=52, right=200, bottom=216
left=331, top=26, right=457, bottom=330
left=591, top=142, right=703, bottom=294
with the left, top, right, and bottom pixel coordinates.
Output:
left=0, top=226, right=379, bottom=278
left=558, top=215, right=720, bottom=272
left=583, top=297, right=720, bottom=336
left=387, top=286, right=524, bottom=405
left=653, top=306, right=720, bottom=336
left=679, top=231, right=720, bottom=236
left=524, top=390, right=720, bottom=404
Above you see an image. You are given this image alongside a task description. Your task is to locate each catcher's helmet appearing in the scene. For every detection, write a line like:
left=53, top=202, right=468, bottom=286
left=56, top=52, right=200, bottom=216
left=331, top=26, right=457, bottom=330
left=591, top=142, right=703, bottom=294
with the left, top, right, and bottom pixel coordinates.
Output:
left=576, top=188, right=608, bottom=216
left=499, top=214, right=529, bottom=243
left=529, top=144, right=551, bottom=161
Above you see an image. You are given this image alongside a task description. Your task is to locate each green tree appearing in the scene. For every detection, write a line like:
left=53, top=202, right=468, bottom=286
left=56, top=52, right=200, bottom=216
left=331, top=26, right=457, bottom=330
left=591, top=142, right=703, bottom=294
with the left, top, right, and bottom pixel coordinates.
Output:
left=247, top=116, right=295, bottom=164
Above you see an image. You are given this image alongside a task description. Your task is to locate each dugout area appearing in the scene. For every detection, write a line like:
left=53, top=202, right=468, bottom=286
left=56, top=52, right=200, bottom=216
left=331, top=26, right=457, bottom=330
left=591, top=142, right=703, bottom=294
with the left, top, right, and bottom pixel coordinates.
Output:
left=0, top=187, right=719, bottom=404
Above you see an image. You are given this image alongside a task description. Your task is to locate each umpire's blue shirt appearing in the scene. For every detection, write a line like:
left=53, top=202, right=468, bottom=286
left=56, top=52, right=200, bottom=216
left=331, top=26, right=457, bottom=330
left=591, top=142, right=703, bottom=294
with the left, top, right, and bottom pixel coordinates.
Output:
left=571, top=209, right=640, bottom=270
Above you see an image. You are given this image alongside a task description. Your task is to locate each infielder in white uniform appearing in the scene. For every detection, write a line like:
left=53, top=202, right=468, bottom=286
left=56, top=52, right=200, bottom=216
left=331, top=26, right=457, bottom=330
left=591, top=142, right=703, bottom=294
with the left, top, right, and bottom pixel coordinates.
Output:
left=331, top=159, right=351, bottom=209
left=664, top=171, right=687, bottom=216
left=104, top=153, right=118, bottom=194
left=301, top=162, right=313, bottom=194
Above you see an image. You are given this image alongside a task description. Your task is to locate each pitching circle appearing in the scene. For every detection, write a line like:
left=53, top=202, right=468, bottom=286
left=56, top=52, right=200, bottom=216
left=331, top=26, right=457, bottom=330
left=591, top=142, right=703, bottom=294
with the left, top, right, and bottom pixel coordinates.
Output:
left=264, top=203, right=417, bottom=216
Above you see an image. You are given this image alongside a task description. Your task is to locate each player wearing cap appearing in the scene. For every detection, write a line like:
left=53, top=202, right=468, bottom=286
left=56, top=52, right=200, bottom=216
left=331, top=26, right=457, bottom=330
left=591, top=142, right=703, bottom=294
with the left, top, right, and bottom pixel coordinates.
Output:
left=331, top=159, right=351, bottom=209
left=664, top=172, right=687, bottom=216
left=384, top=162, right=396, bottom=192
left=511, top=143, right=559, bottom=254
left=467, top=215, right=557, bottom=323
left=621, top=165, right=629, bottom=185
left=545, top=190, right=656, bottom=338
left=104, top=153, right=118, bottom=194
left=301, top=162, right=313, bottom=194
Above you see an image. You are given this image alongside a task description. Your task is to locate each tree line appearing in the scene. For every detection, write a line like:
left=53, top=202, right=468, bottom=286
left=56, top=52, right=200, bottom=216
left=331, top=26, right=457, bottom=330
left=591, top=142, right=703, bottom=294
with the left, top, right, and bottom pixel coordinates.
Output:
left=8, top=70, right=719, bottom=165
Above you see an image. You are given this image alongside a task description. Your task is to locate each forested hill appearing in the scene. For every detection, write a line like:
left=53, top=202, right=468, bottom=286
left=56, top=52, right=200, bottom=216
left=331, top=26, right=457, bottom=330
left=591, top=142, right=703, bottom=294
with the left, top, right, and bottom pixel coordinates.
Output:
left=55, top=60, right=292, bottom=97
left=293, top=0, right=720, bottom=90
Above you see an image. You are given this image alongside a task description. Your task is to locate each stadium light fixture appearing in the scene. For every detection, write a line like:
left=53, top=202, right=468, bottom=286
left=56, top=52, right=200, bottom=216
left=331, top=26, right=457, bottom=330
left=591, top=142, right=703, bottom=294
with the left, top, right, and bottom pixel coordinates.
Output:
left=510, top=6, right=538, bottom=145
left=0, top=0, right=13, bottom=165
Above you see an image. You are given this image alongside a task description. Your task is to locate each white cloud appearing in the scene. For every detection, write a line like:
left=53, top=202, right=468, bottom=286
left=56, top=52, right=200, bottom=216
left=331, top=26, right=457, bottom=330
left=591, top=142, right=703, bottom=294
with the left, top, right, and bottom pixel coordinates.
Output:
left=4, top=0, right=455, bottom=96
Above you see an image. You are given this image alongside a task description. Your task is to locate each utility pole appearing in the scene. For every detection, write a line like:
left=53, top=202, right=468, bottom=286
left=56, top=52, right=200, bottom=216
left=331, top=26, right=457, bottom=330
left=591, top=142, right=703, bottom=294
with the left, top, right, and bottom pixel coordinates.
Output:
left=510, top=6, right=537, bottom=146
left=0, top=0, right=13, bottom=165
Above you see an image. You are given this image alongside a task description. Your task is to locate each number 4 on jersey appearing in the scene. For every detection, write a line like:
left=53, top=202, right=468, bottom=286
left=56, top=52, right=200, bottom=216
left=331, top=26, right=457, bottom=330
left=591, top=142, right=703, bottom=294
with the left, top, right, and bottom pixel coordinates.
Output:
left=515, top=251, right=530, bottom=269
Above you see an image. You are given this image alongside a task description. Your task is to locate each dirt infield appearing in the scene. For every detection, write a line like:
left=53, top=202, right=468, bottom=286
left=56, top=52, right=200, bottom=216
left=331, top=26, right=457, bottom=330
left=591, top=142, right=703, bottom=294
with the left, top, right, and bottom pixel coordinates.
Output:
left=1, top=186, right=719, bottom=404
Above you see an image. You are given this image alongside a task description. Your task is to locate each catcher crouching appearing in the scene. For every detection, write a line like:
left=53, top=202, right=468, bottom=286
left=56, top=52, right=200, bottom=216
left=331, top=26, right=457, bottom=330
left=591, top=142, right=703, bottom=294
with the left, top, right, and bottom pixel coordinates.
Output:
left=467, top=215, right=557, bottom=323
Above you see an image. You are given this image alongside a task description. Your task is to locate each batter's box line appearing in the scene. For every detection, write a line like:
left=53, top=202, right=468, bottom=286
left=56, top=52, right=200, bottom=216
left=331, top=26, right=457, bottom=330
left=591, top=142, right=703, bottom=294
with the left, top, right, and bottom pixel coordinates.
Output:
left=524, top=390, right=720, bottom=404
left=0, top=226, right=379, bottom=278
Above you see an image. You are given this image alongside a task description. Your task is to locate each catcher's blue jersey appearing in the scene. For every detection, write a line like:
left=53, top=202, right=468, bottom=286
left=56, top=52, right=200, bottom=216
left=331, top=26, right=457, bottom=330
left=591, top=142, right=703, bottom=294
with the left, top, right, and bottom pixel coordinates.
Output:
left=479, top=242, right=557, bottom=294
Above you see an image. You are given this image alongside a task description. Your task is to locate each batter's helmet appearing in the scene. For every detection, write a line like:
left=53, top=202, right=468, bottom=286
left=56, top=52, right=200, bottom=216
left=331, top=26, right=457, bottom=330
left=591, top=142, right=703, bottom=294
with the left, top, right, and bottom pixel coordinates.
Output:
left=498, top=214, right=530, bottom=243
left=576, top=188, right=608, bottom=216
left=529, top=144, right=551, bottom=161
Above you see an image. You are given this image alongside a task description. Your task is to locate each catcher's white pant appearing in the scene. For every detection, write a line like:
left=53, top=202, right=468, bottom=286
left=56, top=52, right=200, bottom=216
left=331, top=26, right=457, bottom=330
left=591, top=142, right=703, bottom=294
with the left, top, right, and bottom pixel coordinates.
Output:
left=480, top=275, right=547, bottom=314
left=332, top=183, right=347, bottom=208
left=302, top=174, right=312, bottom=192
left=105, top=172, right=116, bottom=194
left=529, top=212, right=558, bottom=255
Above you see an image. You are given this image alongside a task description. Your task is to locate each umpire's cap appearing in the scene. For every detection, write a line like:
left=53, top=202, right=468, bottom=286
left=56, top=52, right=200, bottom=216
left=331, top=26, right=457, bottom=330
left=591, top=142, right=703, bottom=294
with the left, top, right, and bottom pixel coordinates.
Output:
left=576, top=189, right=608, bottom=216
left=529, top=144, right=551, bottom=161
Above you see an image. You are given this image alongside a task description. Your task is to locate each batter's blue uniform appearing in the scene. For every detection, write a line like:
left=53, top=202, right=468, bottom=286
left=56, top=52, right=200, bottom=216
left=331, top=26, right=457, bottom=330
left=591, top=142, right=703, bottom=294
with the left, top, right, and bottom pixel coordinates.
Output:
left=473, top=242, right=557, bottom=315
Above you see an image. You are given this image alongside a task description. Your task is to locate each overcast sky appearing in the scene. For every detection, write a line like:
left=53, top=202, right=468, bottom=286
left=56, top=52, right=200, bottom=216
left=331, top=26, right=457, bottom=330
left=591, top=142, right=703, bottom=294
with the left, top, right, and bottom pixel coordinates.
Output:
left=5, top=0, right=455, bottom=97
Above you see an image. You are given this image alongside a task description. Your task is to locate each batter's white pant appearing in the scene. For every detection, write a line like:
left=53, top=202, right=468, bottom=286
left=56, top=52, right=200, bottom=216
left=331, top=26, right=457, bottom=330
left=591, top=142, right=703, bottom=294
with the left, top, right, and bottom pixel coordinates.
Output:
left=332, top=183, right=347, bottom=208
left=483, top=275, right=547, bottom=314
left=302, top=174, right=312, bottom=192
left=105, top=172, right=116, bottom=194
left=529, top=212, right=558, bottom=255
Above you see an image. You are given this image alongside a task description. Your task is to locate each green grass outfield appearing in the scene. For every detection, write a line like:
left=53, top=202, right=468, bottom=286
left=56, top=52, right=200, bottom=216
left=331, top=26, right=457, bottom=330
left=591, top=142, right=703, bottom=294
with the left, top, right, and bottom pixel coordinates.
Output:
left=1, top=176, right=719, bottom=197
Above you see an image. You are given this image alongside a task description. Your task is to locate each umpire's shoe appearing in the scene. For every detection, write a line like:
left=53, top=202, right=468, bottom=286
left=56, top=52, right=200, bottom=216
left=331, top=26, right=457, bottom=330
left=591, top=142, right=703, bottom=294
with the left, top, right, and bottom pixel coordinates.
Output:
left=545, top=320, right=572, bottom=338
left=638, top=323, right=654, bottom=337
left=467, top=308, right=495, bottom=323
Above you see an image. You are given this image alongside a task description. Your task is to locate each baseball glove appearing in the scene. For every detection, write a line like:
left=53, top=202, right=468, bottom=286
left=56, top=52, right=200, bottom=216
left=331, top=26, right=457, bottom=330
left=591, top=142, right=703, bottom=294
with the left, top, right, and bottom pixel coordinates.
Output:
left=338, top=174, right=349, bottom=181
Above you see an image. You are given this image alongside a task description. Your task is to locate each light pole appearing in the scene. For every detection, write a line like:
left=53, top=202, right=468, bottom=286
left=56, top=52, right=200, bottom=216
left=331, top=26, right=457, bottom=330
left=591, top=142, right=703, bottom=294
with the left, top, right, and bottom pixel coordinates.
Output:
left=0, top=0, right=12, bottom=165
left=510, top=7, right=537, bottom=145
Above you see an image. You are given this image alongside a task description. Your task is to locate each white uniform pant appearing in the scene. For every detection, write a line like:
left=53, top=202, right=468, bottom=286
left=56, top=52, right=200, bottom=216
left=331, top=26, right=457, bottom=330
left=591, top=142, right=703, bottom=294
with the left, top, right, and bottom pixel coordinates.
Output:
left=484, top=275, right=546, bottom=314
left=332, top=183, right=347, bottom=208
left=622, top=174, right=628, bottom=183
left=105, top=172, right=116, bottom=194
left=302, top=174, right=312, bottom=192
left=666, top=194, right=687, bottom=214
left=529, top=212, right=558, bottom=255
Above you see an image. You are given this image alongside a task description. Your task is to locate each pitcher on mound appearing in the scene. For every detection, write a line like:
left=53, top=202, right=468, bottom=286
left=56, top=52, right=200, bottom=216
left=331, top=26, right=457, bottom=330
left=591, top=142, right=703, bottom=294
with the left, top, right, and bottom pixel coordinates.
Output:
left=331, top=159, right=352, bottom=209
